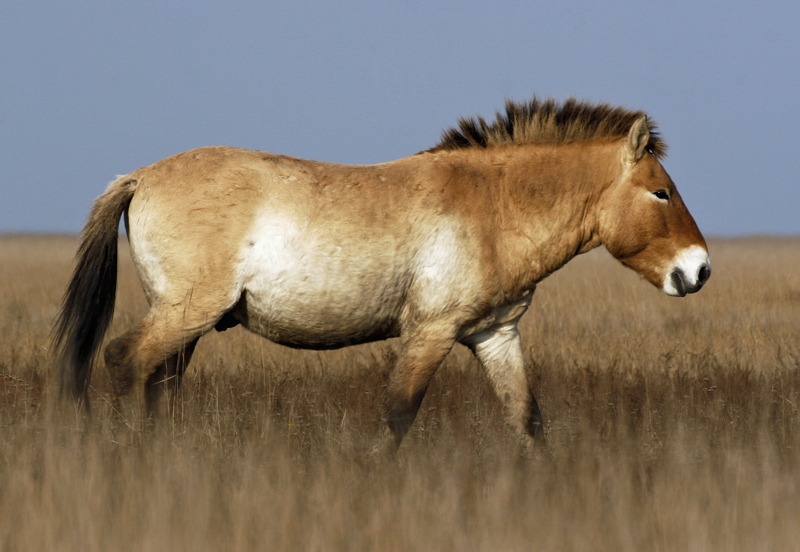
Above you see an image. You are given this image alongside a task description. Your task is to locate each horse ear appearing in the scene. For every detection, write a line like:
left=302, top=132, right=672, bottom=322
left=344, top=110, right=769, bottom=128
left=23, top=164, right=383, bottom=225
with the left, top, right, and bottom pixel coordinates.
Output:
left=626, top=116, right=650, bottom=162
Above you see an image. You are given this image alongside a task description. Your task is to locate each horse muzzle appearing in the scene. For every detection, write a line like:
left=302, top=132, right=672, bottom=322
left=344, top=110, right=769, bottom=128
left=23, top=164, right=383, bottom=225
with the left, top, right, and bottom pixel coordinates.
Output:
left=662, top=246, right=711, bottom=297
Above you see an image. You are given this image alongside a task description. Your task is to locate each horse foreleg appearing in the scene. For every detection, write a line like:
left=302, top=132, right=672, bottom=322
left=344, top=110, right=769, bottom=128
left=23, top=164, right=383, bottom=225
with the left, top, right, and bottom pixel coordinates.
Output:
left=376, top=329, right=455, bottom=455
left=467, top=322, right=545, bottom=444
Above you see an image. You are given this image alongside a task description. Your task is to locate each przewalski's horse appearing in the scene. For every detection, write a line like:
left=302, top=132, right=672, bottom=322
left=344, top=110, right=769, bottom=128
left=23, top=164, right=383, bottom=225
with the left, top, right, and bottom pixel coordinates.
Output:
left=53, top=97, right=710, bottom=450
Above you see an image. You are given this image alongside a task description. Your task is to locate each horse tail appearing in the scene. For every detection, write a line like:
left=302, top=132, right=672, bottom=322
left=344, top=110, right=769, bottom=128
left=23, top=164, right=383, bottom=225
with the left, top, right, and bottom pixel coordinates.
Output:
left=52, top=175, right=139, bottom=410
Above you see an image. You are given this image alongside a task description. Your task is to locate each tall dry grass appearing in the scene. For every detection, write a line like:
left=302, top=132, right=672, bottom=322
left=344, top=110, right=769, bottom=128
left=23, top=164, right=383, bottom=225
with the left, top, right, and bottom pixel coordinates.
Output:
left=1, top=234, right=799, bottom=551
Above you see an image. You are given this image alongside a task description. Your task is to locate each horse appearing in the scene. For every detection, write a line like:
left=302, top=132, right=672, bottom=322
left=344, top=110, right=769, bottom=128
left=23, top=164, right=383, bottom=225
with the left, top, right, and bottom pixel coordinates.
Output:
left=53, top=97, right=710, bottom=451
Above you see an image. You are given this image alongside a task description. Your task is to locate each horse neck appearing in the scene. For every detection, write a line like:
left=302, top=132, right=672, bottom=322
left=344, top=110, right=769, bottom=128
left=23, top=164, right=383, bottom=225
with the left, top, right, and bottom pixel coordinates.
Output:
left=483, top=141, right=620, bottom=292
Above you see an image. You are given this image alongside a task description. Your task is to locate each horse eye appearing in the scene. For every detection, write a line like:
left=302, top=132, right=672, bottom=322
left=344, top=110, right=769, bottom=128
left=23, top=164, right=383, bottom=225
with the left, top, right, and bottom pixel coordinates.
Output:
left=653, top=190, right=670, bottom=201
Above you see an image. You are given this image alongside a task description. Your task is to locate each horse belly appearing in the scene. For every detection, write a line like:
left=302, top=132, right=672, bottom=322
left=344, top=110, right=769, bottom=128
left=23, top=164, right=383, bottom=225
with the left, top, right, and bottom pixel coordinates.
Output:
left=240, top=274, right=402, bottom=349
left=238, top=215, right=406, bottom=349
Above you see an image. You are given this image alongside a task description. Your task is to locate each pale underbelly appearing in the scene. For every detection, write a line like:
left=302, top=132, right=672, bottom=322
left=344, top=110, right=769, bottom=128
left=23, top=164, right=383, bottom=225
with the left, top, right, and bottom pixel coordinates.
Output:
left=231, top=281, right=403, bottom=350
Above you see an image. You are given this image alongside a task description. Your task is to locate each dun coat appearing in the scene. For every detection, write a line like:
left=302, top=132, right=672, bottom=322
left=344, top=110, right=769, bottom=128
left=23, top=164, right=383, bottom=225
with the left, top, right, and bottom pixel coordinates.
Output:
left=53, top=97, right=711, bottom=450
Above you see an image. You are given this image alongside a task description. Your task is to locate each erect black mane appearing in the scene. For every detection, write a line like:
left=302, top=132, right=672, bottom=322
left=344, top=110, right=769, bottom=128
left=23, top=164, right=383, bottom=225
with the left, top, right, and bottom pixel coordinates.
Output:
left=428, top=96, right=666, bottom=159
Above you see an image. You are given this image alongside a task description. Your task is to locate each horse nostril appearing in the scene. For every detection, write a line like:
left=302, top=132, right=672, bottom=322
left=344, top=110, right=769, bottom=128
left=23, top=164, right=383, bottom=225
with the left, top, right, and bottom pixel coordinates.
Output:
left=670, top=270, right=687, bottom=297
left=697, top=264, right=710, bottom=286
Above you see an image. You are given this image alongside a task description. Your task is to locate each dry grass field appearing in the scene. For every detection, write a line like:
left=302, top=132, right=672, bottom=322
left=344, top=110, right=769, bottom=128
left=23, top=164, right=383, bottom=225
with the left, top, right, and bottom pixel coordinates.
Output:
left=1, top=234, right=799, bottom=551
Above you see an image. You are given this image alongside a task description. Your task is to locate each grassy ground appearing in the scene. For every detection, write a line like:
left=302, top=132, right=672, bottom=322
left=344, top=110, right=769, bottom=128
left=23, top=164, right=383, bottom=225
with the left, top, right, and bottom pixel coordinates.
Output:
left=1, top=234, right=799, bottom=551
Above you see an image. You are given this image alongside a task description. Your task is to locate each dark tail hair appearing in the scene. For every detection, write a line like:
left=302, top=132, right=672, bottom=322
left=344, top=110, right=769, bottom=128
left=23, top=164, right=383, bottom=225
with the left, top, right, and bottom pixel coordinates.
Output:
left=52, top=175, right=139, bottom=410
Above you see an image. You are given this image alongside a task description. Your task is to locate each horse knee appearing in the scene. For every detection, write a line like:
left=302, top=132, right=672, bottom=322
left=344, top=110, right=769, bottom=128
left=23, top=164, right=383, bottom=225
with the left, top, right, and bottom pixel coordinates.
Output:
left=384, top=391, right=424, bottom=445
left=520, top=390, right=545, bottom=442
left=491, top=385, right=545, bottom=443
left=384, top=366, right=438, bottom=443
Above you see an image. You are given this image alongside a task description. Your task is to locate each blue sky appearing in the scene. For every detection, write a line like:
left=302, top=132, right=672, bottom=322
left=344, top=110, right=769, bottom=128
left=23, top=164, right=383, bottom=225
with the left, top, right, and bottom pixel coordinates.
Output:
left=1, top=1, right=798, bottom=235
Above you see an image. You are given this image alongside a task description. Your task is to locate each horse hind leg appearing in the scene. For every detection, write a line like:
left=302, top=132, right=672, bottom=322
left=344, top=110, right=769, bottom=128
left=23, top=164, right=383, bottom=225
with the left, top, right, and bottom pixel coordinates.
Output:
left=104, top=304, right=215, bottom=433
left=144, top=337, right=199, bottom=421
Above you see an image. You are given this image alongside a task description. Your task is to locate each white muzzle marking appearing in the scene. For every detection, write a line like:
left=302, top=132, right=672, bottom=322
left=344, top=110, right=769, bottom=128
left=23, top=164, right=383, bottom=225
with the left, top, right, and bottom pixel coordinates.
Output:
left=662, top=245, right=711, bottom=297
